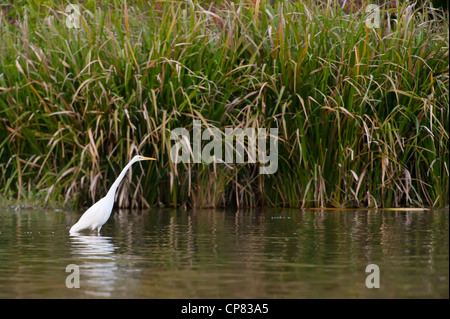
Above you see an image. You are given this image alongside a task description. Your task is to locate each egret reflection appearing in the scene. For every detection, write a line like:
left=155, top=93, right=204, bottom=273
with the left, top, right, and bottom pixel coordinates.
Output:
left=70, top=235, right=118, bottom=297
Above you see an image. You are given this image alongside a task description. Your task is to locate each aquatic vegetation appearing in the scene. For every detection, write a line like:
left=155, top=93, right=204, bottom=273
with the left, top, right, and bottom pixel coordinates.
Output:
left=0, top=0, right=448, bottom=208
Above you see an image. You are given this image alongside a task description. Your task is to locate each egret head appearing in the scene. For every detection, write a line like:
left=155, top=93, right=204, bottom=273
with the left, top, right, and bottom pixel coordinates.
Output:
left=132, top=155, right=156, bottom=162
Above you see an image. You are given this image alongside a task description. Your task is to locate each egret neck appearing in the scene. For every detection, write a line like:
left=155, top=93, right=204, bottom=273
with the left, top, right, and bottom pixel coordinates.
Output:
left=106, top=158, right=139, bottom=199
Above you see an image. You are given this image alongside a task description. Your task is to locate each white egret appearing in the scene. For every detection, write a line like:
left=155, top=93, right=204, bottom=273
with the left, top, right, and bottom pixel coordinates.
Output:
left=69, top=155, right=156, bottom=234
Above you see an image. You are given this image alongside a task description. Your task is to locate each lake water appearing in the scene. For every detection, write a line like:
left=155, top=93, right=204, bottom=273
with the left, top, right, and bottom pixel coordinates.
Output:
left=0, top=208, right=448, bottom=298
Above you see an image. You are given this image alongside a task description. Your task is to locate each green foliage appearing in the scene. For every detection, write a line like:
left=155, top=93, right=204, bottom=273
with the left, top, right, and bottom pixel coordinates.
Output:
left=0, top=0, right=448, bottom=208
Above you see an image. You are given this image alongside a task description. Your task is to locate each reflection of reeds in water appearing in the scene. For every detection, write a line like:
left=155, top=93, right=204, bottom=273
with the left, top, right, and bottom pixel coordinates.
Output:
left=107, top=208, right=448, bottom=298
left=109, top=208, right=448, bottom=265
left=0, top=1, right=448, bottom=209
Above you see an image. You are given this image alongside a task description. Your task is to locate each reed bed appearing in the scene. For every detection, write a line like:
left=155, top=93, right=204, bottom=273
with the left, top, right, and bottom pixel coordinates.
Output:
left=0, top=0, right=448, bottom=209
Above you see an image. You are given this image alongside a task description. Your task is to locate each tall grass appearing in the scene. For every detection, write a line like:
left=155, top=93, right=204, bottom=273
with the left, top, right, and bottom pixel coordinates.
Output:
left=0, top=0, right=448, bottom=209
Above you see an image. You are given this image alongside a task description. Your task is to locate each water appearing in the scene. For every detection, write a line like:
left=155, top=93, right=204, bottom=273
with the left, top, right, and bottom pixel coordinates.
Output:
left=0, top=208, right=448, bottom=298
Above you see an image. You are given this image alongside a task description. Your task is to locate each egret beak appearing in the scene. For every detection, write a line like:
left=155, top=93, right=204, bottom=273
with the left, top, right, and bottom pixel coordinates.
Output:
left=140, top=156, right=156, bottom=160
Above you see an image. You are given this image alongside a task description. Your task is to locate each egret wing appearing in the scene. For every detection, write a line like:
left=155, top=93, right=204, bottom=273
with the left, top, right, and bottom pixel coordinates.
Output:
left=70, top=197, right=107, bottom=233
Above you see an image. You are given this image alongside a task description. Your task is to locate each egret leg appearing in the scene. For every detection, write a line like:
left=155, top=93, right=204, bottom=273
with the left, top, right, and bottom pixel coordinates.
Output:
left=97, top=225, right=102, bottom=235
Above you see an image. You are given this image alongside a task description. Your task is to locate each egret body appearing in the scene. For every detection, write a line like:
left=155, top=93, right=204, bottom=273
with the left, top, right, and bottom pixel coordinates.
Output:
left=69, top=155, right=155, bottom=234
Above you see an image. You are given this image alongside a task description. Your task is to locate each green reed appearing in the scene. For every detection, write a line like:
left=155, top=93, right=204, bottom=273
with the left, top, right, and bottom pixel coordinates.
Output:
left=0, top=0, right=448, bottom=208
